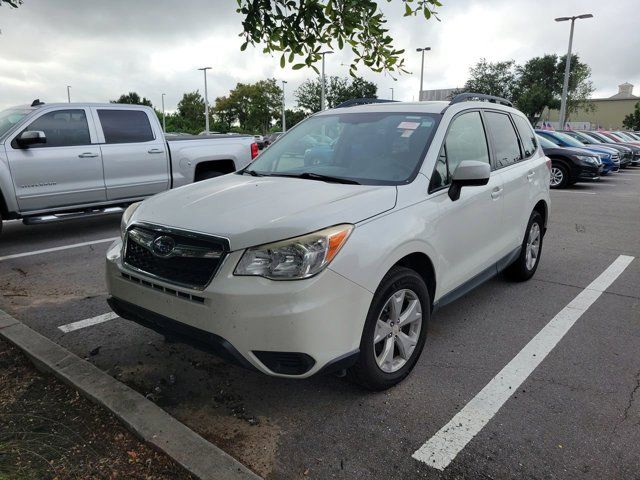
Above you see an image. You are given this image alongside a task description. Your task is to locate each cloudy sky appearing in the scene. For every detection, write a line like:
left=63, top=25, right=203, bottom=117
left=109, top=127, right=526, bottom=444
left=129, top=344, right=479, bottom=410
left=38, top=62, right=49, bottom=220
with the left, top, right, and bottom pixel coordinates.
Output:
left=1, top=0, right=639, bottom=112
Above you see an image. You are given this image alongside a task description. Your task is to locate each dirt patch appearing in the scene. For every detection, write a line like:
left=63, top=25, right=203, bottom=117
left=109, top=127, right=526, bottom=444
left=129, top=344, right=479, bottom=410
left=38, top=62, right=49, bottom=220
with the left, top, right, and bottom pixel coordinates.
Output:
left=0, top=338, right=194, bottom=480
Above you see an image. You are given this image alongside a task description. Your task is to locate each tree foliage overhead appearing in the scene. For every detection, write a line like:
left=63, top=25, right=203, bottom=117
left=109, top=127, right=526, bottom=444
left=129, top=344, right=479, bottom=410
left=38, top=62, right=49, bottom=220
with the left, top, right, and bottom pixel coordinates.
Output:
left=0, top=0, right=22, bottom=7
left=295, top=75, right=377, bottom=112
left=457, top=54, right=594, bottom=124
left=622, top=102, right=640, bottom=130
left=110, top=92, right=153, bottom=107
left=237, top=0, right=441, bottom=75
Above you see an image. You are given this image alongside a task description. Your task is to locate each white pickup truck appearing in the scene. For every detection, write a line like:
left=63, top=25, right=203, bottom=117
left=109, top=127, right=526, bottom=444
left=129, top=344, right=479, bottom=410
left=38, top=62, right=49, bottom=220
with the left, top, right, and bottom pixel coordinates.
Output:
left=0, top=101, right=257, bottom=234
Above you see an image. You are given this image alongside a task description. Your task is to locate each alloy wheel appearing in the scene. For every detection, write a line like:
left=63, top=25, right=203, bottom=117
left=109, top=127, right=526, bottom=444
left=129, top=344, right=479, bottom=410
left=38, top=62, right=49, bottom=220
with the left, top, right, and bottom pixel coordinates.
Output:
left=525, top=222, right=541, bottom=271
left=550, top=167, right=563, bottom=187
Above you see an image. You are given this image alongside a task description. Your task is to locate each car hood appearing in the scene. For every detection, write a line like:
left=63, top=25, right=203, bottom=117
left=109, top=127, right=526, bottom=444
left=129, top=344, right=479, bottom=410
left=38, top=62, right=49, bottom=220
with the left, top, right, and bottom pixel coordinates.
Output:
left=541, top=146, right=598, bottom=157
left=130, top=173, right=397, bottom=250
left=579, top=145, right=618, bottom=156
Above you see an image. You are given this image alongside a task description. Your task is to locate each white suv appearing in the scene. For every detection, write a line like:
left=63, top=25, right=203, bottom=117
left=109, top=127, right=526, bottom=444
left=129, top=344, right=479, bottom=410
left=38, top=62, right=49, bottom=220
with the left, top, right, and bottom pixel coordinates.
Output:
left=106, top=94, right=550, bottom=390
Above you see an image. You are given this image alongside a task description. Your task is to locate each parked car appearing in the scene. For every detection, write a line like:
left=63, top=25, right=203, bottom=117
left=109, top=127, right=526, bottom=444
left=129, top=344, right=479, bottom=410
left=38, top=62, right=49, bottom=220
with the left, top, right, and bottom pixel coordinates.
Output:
left=560, top=130, right=631, bottom=168
left=264, top=132, right=283, bottom=146
left=254, top=135, right=266, bottom=149
left=107, top=94, right=550, bottom=390
left=0, top=102, right=257, bottom=235
left=578, top=130, right=640, bottom=166
left=536, top=130, right=617, bottom=174
left=536, top=134, right=602, bottom=188
left=610, top=131, right=640, bottom=146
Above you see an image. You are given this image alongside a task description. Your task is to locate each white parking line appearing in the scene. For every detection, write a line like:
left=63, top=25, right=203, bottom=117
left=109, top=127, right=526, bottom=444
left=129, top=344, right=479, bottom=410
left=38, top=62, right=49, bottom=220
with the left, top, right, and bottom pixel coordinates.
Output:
left=413, top=254, right=635, bottom=471
left=58, top=312, right=119, bottom=333
left=0, top=237, right=118, bottom=262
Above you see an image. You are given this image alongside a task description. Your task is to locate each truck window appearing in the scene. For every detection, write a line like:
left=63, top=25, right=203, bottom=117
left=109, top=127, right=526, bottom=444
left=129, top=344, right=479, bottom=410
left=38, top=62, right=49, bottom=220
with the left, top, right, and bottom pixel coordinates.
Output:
left=21, top=109, right=91, bottom=148
left=98, top=110, right=154, bottom=144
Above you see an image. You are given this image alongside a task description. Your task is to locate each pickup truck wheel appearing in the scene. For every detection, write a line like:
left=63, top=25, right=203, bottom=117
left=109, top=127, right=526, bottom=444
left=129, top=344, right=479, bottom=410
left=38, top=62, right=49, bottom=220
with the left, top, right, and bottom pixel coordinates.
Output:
left=348, top=266, right=429, bottom=391
left=196, top=170, right=224, bottom=181
left=549, top=163, right=569, bottom=188
left=505, top=210, right=543, bottom=282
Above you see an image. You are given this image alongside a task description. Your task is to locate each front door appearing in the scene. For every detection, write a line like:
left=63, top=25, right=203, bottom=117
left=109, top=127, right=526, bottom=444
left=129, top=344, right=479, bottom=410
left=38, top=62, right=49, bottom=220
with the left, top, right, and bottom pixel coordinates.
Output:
left=6, top=108, right=105, bottom=213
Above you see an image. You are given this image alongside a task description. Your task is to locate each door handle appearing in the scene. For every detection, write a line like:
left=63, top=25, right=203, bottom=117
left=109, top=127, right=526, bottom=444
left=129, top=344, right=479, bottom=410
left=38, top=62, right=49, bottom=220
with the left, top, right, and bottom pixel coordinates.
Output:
left=526, top=171, right=535, bottom=180
left=491, top=186, right=503, bottom=200
left=78, top=152, right=98, bottom=158
left=148, top=148, right=164, bottom=154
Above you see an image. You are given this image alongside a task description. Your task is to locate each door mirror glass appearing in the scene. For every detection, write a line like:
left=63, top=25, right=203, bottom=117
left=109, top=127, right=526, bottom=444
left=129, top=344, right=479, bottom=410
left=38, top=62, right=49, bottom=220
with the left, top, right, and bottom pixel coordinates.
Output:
left=448, top=160, right=490, bottom=201
left=17, top=130, right=46, bottom=147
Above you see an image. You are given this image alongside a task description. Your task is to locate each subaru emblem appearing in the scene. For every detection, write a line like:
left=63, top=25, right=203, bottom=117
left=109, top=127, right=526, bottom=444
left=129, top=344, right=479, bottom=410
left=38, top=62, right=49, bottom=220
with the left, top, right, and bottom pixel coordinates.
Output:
left=152, top=235, right=176, bottom=257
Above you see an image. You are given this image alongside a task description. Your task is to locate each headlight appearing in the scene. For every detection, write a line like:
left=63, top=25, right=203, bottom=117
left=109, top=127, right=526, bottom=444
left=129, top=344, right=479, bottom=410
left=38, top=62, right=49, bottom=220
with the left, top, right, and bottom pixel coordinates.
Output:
left=576, top=155, right=599, bottom=165
left=234, top=224, right=353, bottom=280
left=120, top=202, right=141, bottom=238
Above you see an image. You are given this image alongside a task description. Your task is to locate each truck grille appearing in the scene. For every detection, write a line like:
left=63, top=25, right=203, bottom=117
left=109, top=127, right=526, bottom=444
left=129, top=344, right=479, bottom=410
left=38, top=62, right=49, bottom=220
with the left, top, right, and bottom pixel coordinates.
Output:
left=124, top=224, right=228, bottom=289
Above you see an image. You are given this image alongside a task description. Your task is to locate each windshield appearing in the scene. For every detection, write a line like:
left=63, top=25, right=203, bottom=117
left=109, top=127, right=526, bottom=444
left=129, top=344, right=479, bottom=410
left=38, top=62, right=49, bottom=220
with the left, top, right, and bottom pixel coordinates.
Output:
left=613, top=132, right=635, bottom=141
left=552, top=131, right=586, bottom=148
left=571, top=131, right=596, bottom=144
left=588, top=132, right=616, bottom=143
left=244, top=111, right=441, bottom=185
left=0, top=108, right=32, bottom=138
left=536, top=135, right=557, bottom=149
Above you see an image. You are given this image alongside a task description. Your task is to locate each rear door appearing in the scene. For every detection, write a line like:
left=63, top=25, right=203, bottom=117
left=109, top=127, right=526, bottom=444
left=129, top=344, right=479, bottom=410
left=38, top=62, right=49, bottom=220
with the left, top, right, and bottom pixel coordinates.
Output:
left=6, top=107, right=105, bottom=212
left=93, top=107, right=169, bottom=200
left=483, top=110, right=530, bottom=253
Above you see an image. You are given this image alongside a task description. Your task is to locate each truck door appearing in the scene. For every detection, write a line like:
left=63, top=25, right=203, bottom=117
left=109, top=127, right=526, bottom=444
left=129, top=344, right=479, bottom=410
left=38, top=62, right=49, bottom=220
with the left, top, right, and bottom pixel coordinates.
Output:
left=93, top=107, right=169, bottom=200
left=6, top=107, right=106, bottom=213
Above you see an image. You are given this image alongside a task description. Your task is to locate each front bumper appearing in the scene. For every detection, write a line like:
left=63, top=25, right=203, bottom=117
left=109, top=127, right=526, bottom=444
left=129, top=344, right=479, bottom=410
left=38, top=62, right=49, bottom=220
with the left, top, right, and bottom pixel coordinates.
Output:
left=106, top=240, right=372, bottom=378
left=576, top=163, right=601, bottom=181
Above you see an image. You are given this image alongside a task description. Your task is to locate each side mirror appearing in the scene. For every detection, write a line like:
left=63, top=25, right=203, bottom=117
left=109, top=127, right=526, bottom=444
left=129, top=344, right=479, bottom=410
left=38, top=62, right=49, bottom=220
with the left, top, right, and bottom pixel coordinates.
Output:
left=17, top=130, right=46, bottom=148
left=448, top=160, right=491, bottom=201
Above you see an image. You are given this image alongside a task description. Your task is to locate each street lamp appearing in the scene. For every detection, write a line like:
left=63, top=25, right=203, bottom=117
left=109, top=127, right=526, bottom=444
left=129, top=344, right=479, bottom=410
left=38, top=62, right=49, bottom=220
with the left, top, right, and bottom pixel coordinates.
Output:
left=390, top=87, right=394, bottom=101
left=320, top=51, right=333, bottom=111
left=161, top=93, right=166, bottom=134
left=555, top=14, right=593, bottom=129
left=416, top=47, right=431, bottom=101
left=66, top=85, right=71, bottom=103
left=197, top=66, right=212, bottom=134
left=281, top=80, right=287, bottom=132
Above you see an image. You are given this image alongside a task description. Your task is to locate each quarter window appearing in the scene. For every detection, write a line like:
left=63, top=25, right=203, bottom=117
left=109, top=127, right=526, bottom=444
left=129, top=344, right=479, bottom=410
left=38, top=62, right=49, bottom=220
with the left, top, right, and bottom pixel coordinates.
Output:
left=21, top=109, right=90, bottom=148
left=484, top=112, right=522, bottom=168
left=98, top=110, right=154, bottom=144
left=430, top=111, right=490, bottom=191
left=512, top=114, right=537, bottom=158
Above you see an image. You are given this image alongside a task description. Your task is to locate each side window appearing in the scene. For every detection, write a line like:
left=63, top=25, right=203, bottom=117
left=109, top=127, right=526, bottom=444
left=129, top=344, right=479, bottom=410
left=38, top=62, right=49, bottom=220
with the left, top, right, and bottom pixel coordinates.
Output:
left=430, top=111, right=490, bottom=191
left=98, top=110, right=154, bottom=144
left=512, top=114, right=537, bottom=158
left=484, top=112, right=522, bottom=168
left=21, top=109, right=90, bottom=148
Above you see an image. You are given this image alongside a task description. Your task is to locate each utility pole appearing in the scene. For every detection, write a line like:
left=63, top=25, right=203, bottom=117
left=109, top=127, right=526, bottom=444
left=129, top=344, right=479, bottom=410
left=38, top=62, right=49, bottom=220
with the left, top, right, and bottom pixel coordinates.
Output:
left=390, top=87, right=394, bottom=101
left=416, top=47, right=431, bottom=101
left=66, top=85, right=71, bottom=103
left=281, top=80, right=287, bottom=132
left=320, top=51, right=333, bottom=110
left=197, top=67, right=212, bottom=134
left=161, top=93, right=166, bottom=133
left=556, top=14, right=593, bottom=129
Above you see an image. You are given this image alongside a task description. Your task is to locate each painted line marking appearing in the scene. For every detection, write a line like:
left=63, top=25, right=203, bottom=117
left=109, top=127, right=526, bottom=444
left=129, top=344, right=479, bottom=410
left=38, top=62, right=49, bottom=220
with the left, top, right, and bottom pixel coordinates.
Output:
left=412, top=254, right=635, bottom=471
left=0, top=237, right=118, bottom=262
left=58, top=312, right=119, bottom=333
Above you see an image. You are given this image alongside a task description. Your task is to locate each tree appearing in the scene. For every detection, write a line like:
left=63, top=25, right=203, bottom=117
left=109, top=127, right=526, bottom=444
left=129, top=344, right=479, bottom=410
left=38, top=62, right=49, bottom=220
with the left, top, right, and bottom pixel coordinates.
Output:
left=0, top=0, right=22, bottom=7
left=454, top=59, right=517, bottom=100
left=295, top=75, right=377, bottom=113
left=622, top=102, right=640, bottom=130
left=237, top=0, right=441, bottom=75
left=284, top=109, right=308, bottom=129
left=110, top=92, right=153, bottom=107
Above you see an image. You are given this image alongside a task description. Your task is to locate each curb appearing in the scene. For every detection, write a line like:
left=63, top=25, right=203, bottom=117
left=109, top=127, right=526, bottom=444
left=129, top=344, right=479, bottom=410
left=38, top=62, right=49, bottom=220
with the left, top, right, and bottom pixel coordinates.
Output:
left=0, top=309, right=261, bottom=480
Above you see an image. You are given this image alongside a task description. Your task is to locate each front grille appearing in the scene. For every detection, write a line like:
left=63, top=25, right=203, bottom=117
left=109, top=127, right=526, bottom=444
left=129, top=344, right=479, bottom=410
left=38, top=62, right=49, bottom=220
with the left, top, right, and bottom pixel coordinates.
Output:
left=121, top=272, right=205, bottom=303
left=124, top=224, right=228, bottom=289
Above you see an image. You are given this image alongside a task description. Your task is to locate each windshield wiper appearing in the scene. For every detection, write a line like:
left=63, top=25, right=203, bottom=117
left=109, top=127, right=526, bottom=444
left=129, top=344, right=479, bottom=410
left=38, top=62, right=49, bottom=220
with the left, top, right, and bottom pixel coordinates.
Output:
left=272, top=172, right=361, bottom=185
left=242, top=169, right=265, bottom=177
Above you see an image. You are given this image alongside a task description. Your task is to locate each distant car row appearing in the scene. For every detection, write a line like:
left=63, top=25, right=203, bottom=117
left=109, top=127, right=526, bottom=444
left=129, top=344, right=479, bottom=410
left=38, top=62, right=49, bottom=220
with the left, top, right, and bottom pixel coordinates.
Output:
left=535, top=129, right=640, bottom=188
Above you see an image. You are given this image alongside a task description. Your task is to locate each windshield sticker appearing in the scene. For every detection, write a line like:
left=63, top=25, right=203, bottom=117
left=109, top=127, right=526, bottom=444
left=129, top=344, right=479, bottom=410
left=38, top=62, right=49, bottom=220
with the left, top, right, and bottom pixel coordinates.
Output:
left=397, top=121, right=419, bottom=130
left=401, top=130, right=414, bottom=138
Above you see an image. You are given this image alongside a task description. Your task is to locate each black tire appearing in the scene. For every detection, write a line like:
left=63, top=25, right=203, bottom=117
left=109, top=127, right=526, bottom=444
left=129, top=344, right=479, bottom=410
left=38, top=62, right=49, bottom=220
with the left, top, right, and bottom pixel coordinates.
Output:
left=0, top=209, right=3, bottom=237
left=505, top=210, right=544, bottom=282
left=348, top=266, right=430, bottom=391
left=550, top=162, right=570, bottom=189
left=196, top=170, right=224, bottom=181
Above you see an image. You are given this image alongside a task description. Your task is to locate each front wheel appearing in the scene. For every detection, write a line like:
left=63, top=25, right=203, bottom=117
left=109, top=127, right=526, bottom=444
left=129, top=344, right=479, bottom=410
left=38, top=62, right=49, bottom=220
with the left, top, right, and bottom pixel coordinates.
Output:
left=505, top=210, right=544, bottom=282
left=348, top=266, right=430, bottom=391
left=550, top=163, right=569, bottom=188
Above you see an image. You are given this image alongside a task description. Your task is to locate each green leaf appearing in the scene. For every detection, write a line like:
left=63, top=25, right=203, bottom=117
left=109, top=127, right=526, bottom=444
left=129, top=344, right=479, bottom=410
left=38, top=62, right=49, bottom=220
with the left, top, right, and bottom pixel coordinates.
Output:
left=292, top=63, right=306, bottom=70
left=280, top=54, right=285, bottom=68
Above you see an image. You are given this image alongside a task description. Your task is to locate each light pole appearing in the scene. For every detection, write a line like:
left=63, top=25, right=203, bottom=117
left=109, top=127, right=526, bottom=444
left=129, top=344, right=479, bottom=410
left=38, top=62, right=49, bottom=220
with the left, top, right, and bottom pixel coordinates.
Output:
left=320, top=51, right=333, bottom=111
left=161, top=93, right=166, bottom=133
left=390, top=87, right=394, bottom=101
left=281, top=80, right=287, bottom=132
left=556, top=14, right=593, bottom=129
left=198, top=66, right=212, bottom=134
left=416, top=47, right=431, bottom=101
left=66, top=85, right=71, bottom=103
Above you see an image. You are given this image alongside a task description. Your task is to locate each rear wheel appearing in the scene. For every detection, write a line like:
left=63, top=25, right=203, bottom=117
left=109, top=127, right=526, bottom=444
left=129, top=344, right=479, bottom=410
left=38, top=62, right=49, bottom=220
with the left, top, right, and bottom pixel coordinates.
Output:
left=505, top=210, right=544, bottom=282
left=550, top=162, right=569, bottom=188
left=348, top=266, right=430, bottom=391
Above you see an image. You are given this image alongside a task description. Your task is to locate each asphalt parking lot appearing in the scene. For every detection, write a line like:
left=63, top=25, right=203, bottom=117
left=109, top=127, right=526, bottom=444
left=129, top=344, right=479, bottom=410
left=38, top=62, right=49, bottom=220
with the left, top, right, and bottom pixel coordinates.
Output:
left=1, top=169, right=639, bottom=480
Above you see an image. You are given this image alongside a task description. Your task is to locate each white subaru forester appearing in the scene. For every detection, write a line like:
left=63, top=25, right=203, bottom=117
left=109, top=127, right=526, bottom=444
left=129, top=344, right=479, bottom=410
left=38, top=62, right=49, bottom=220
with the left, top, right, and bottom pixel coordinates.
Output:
left=106, top=94, right=550, bottom=390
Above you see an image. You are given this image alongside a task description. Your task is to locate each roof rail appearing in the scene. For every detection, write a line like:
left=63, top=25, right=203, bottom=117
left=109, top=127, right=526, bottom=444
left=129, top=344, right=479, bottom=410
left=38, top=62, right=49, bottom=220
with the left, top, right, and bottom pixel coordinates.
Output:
left=31, top=99, right=45, bottom=107
left=334, top=98, right=397, bottom=109
left=449, top=93, right=512, bottom=107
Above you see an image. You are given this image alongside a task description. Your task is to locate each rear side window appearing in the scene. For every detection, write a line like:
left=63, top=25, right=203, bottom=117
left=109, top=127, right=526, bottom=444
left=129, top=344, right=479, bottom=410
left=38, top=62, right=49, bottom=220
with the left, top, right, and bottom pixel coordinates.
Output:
left=484, top=112, right=521, bottom=168
left=22, top=109, right=90, bottom=148
left=98, top=110, right=154, bottom=144
left=512, top=115, right=537, bottom=158
left=430, top=111, right=490, bottom=191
